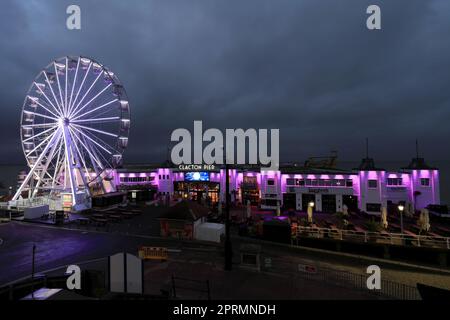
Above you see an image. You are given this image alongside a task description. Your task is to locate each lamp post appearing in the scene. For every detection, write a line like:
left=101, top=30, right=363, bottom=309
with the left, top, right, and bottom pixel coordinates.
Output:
left=224, top=162, right=232, bottom=271
left=398, top=204, right=404, bottom=234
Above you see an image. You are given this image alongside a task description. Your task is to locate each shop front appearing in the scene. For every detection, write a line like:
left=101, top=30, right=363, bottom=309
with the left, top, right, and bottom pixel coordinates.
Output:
left=173, top=181, right=220, bottom=204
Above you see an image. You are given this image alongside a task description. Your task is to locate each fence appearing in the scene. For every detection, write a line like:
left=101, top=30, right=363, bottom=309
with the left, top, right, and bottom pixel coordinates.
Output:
left=2, top=197, right=63, bottom=211
left=293, top=225, right=450, bottom=250
left=296, top=265, right=421, bottom=300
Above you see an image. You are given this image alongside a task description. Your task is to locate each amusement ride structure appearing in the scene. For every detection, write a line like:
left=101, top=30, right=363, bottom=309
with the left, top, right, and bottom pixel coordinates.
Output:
left=10, top=56, right=130, bottom=211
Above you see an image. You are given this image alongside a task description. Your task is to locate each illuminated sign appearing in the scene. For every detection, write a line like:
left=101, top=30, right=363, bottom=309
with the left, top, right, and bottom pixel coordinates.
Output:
left=184, top=172, right=210, bottom=182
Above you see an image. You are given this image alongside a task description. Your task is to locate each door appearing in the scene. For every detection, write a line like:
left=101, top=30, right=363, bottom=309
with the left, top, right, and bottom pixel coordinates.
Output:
left=283, top=193, right=296, bottom=210
left=321, top=194, right=336, bottom=213
left=301, top=194, right=315, bottom=212
left=342, top=195, right=358, bottom=213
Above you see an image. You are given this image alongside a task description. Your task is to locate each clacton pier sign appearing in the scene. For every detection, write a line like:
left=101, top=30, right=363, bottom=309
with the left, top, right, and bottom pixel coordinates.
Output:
left=178, top=164, right=216, bottom=171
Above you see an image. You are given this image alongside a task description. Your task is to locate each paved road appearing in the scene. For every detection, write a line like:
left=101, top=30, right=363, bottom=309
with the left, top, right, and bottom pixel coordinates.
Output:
left=0, top=222, right=215, bottom=286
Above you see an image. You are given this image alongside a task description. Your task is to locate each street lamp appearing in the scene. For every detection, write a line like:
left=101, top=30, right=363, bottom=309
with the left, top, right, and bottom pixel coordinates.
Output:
left=222, top=147, right=232, bottom=271
left=308, top=202, right=315, bottom=208
left=398, top=204, right=404, bottom=234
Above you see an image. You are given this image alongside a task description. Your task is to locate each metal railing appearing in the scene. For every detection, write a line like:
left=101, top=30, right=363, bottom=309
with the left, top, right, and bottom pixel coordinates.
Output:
left=4, top=197, right=63, bottom=211
left=293, top=225, right=450, bottom=250
left=297, top=265, right=421, bottom=300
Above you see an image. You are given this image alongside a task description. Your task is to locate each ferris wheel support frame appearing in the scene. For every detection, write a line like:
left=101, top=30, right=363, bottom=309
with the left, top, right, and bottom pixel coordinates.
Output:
left=12, top=127, right=61, bottom=200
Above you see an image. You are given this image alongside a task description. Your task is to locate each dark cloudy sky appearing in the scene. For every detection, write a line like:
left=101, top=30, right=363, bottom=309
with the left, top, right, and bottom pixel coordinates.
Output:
left=1, top=0, right=450, bottom=165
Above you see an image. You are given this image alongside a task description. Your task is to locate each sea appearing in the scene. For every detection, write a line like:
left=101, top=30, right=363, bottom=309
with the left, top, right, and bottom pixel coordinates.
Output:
left=1, top=161, right=450, bottom=204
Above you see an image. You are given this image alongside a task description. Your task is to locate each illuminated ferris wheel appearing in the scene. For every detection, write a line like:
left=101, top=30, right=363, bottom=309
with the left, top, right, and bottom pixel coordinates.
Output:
left=12, top=56, right=130, bottom=210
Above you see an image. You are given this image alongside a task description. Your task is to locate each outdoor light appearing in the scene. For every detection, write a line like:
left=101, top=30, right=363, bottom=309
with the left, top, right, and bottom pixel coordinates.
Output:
left=398, top=204, right=405, bottom=234
left=308, top=201, right=315, bottom=208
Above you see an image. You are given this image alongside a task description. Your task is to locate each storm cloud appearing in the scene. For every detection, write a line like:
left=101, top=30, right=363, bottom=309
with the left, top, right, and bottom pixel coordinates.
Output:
left=1, top=0, right=450, bottom=165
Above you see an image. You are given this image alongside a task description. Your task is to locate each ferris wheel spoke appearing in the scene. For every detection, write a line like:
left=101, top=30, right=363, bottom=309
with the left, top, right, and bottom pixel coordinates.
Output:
left=32, top=131, right=63, bottom=196
left=65, top=58, right=69, bottom=117
left=90, top=141, right=113, bottom=171
left=69, top=71, right=104, bottom=119
left=22, top=123, right=57, bottom=129
left=43, top=71, right=65, bottom=116
left=72, top=116, right=120, bottom=124
left=69, top=62, right=92, bottom=116
left=78, top=126, right=120, bottom=155
left=70, top=125, right=112, bottom=155
left=50, top=138, right=64, bottom=189
left=24, top=110, right=59, bottom=122
left=68, top=128, right=91, bottom=183
left=68, top=127, right=104, bottom=170
left=26, top=129, right=58, bottom=156
left=31, top=95, right=60, bottom=119
left=67, top=58, right=80, bottom=117
left=74, top=124, right=119, bottom=139
left=71, top=98, right=118, bottom=121
left=22, top=125, right=57, bottom=143
left=70, top=82, right=112, bottom=119
left=34, top=82, right=63, bottom=117
left=54, top=62, right=65, bottom=116
left=13, top=128, right=62, bottom=200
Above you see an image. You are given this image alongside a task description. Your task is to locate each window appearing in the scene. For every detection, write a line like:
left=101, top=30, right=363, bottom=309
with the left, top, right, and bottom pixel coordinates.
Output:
left=420, top=178, right=430, bottom=187
left=368, top=180, right=378, bottom=188
left=119, top=176, right=154, bottom=183
left=298, top=179, right=305, bottom=186
left=267, top=179, right=275, bottom=186
left=346, top=179, right=353, bottom=187
left=387, top=178, right=403, bottom=186
left=334, top=179, right=345, bottom=187
left=286, top=178, right=295, bottom=186
left=158, top=175, right=161, bottom=179
left=262, top=199, right=279, bottom=206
